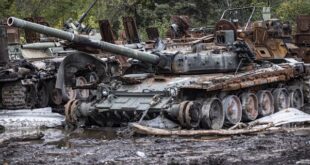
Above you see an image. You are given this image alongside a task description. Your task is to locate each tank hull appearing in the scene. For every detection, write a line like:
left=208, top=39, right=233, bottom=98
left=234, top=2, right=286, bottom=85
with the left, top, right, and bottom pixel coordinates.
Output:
left=67, top=59, right=308, bottom=129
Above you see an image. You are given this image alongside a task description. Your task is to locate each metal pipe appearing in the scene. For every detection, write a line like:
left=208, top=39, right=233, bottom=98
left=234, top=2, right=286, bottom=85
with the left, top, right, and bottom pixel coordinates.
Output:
left=21, top=42, right=58, bottom=49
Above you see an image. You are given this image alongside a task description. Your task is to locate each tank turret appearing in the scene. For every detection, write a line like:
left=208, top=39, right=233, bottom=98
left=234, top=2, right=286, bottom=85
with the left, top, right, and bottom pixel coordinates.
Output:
left=8, top=17, right=255, bottom=74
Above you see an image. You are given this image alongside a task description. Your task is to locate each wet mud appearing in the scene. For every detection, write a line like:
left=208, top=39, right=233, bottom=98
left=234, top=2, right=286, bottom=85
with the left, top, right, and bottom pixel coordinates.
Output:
left=0, top=108, right=310, bottom=164
left=0, top=127, right=309, bottom=164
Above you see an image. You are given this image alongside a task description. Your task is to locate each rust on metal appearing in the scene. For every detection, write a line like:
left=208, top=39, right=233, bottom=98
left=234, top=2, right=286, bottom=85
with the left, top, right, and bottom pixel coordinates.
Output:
left=122, top=16, right=140, bottom=43
left=98, top=19, right=115, bottom=43
left=146, top=27, right=160, bottom=40
left=296, top=15, right=310, bottom=46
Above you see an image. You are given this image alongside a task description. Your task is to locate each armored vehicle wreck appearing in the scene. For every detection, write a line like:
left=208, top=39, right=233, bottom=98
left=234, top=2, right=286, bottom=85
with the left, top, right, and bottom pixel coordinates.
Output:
left=7, top=6, right=309, bottom=129
left=0, top=0, right=114, bottom=109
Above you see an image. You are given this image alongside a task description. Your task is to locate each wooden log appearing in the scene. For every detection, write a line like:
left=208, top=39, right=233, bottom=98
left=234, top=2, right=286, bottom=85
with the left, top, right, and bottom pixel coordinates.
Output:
left=131, top=123, right=273, bottom=136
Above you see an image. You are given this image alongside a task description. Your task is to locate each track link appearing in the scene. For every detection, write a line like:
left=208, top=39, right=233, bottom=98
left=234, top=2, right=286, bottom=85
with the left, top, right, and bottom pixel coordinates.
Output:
left=1, top=82, right=33, bottom=109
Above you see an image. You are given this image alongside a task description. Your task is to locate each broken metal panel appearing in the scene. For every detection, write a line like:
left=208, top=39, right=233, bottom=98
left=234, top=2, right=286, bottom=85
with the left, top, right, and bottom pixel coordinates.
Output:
left=146, top=27, right=159, bottom=40
left=0, top=25, right=9, bottom=66
left=296, top=15, right=310, bottom=46
left=98, top=19, right=115, bottom=43
left=122, top=16, right=140, bottom=44
left=6, top=27, right=20, bottom=44
left=296, top=15, right=310, bottom=34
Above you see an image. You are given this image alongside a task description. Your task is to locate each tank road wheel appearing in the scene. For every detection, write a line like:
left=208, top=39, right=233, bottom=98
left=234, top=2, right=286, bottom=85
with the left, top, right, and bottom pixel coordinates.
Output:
left=222, top=95, right=242, bottom=125
left=178, top=101, right=201, bottom=129
left=200, top=98, right=224, bottom=130
left=76, top=76, right=89, bottom=100
left=37, top=83, right=49, bottom=108
left=88, top=73, right=99, bottom=96
left=273, top=88, right=289, bottom=111
left=240, top=92, right=258, bottom=121
left=257, top=90, right=274, bottom=117
left=289, top=88, right=304, bottom=109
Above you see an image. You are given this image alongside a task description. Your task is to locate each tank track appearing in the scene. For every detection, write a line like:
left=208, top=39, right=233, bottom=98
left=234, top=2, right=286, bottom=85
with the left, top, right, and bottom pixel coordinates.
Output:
left=1, top=82, right=33, bottom=109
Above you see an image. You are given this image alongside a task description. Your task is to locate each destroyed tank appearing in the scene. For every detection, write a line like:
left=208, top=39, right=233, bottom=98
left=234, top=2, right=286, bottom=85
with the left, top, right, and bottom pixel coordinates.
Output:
left=8, top=11, right=309, bottom=129
left=0, top=24, right=60, bottom=109
left=0, top=0, right=110, bottom=109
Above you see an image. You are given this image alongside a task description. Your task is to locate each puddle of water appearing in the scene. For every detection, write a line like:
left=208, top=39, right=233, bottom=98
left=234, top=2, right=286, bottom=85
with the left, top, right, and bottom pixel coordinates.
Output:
left=43, top=127, right=119, bottom=149
left=68, top=127, right=118, bottom=140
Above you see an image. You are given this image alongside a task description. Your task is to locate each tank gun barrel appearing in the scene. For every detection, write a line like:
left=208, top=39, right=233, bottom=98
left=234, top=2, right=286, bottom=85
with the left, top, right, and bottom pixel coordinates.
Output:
left=8, top=17, right=160, bottom=64
left=21, top=42, right=58, bottom=49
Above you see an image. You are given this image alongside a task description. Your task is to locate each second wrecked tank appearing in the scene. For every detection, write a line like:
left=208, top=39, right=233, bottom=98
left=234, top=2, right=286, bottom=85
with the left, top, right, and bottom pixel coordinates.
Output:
left=7, top=7, right=310, bottom=129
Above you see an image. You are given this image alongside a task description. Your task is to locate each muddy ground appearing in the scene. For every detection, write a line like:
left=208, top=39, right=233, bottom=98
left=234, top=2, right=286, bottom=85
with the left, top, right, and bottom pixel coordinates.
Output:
left=0, top=108, right=310, bottom=164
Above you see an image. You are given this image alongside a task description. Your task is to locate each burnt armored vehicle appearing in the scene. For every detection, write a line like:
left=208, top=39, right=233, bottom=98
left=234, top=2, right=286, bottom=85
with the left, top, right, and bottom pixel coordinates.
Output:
left=0, top=0, right=112, bottom=109
left=8, top=8, right=309, bottom=129
left=0, top=24, right=60, bottom=109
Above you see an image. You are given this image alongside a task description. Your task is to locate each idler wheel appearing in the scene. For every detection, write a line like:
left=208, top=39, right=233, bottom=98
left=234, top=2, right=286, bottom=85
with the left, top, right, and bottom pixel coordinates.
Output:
left=273, top=88, right=289, bottom=111
left=257, top=90, right=274, bottom=117
left=178, top=101, right=201, bottom=129
left=200, top=98, right=224, bottom=130
left=76, top=76, right=89, bottom=99
left=64, top=99, right=79, bottom=127
left=222, top=95, right=242, bottom=125
left=240, top=92, right=258, bottom=121
left=289, top=88, right=304, bottom=109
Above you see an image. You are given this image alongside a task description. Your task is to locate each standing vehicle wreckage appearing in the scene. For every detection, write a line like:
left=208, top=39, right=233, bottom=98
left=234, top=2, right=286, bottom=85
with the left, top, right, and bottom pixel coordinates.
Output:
left=0, top=0, right=119, bottom=109
left=0, top=23, right=62, bottom=109
left=7, top=6, right=310, bottom=130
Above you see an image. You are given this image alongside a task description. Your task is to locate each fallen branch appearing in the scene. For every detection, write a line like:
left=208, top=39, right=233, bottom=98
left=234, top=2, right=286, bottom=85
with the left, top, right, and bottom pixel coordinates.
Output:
left=131, top=123, right=274, bottom=136
left=228, top=122, right=248, bottom=130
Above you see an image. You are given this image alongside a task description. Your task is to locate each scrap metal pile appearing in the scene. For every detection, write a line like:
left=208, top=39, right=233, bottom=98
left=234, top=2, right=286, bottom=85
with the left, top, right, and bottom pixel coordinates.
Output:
left=1, top=6, right=310, bottom=133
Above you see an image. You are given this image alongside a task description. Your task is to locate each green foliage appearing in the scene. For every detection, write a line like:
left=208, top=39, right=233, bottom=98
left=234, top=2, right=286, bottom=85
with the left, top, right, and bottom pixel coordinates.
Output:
left=0, top=0, right=309, bottom=39
left=275, top=0, right=310, bottom=22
